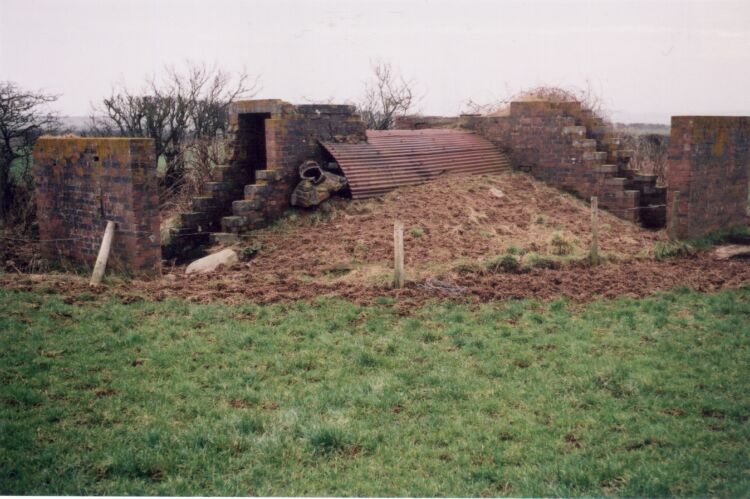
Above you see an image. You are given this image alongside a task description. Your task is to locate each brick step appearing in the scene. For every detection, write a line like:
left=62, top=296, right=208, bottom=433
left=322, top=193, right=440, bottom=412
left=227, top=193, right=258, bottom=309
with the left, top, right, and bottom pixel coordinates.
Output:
left=233, top=199, right=262, bottom=216
left=167, top=226, right=212, bottom=243
left=583, top=151, right=608, bottom=161
left=600, top=189, right=640, bottom=202
left=571, top=138, right=597, bottom=150
left=255, top=169, right=284, bottom=183
left=632, top=173, right=658, bottom=183
left=222, top=209, right=268, bottom=233
left=210, top=232, right=241, bottom=245
left=617, top=167, right=639, bottom=180
left=601, top=136, right=622, bottom=147
left=191, top=196, right=217, bottom=213
left=605, top=176, right=628, bottom=188
left=204, top=181, right=231, bottom=195
left=221, top=215, right=249, bottom=233
left=583, top=150, right=608, bottom=166
left=586, top=125, right=609, bottom=138
left=179, top=211, right=216, bottom=231
left=624, top=174, right=658, bottom=192
left=640, top=185, right=666, bottom=197
left=562, top=125, right=587, bottom=137
left=245, top=183, right=271, bottom=200
left=592, top=164, right=618, bottom=174
left=204, top=180, right=244, bottom=213
left=599, top=189, right=641, bottom=223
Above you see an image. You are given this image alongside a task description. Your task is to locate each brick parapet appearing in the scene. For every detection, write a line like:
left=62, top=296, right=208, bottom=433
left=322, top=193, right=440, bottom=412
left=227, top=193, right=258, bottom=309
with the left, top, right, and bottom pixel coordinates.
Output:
left=666, top=116, right=750, bottom=239
left=33, top=137, right=161, bottom=275
left=451, top=102, right=647, bottom=222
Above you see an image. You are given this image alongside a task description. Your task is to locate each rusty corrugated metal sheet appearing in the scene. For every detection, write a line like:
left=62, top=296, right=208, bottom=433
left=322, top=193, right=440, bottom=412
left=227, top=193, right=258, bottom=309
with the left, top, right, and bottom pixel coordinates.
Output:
left=320, top=129, right=511, bottom=199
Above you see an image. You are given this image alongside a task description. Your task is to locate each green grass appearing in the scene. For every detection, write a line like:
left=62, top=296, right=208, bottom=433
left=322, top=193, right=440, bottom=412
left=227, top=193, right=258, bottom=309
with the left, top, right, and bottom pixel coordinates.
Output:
left=1, top=287, right=749, bottom=496
left=654, top=226, right=750, bottom=260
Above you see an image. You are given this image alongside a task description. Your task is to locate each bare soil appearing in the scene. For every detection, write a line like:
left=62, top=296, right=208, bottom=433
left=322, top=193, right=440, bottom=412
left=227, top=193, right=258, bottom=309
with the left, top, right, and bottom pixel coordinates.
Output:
left=2, top=171, right=748, bottom=307
left=241, top=171, right=663, bottom=282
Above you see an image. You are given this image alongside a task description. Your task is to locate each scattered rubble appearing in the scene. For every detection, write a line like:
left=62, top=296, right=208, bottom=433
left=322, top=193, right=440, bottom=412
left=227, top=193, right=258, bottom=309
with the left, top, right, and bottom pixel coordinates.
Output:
left=185, top=248, right=238, bottom=275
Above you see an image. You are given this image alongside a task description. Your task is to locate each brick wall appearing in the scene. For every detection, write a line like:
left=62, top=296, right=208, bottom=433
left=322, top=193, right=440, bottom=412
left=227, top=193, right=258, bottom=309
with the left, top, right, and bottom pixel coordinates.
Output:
left=459, top=102, right=642, bottom=220
left=223, top=100, right=366, bottom=232
left=666, top=116, right=750, bottom=239
left=395, top=115, right=461, bottom=130
left=33, top=137, right=161, bottom=275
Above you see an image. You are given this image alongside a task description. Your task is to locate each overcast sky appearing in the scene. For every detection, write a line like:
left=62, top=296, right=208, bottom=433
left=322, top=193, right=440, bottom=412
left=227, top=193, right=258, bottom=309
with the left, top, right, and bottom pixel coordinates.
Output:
left=2, top=0, right=749, bottom=123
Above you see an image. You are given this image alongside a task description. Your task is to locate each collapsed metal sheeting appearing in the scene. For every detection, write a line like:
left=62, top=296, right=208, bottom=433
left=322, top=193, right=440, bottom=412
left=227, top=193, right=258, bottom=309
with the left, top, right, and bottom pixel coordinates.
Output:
left=320, top=129, right=511, bottom=199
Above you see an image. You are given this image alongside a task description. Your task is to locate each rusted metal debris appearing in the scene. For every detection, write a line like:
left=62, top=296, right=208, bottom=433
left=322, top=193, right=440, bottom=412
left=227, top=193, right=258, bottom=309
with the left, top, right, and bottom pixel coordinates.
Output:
left=320, top=129, right=511, bottom=199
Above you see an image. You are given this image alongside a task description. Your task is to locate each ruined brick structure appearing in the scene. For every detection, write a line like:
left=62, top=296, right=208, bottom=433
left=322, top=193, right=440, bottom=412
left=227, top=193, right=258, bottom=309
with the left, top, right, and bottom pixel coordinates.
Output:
left=33, top=137, right=161, bottom=275
left=394, top=116, right=461, bottom=130
left=32, top=98, right=750, bottom=275
left=398, top=101, right=666, bottom=227
left=666, top=116, right=750, bottom=239
left=167, top=99, right=365, bottom=255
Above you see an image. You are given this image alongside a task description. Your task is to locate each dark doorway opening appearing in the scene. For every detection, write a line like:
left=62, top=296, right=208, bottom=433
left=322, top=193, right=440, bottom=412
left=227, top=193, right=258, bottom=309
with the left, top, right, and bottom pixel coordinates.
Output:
left=237, top=113, right=271, bottom=184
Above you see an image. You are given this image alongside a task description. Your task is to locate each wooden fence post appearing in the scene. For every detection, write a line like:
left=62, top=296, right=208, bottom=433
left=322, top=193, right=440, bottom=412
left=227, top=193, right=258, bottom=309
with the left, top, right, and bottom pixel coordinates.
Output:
left=590, top=196, right=599, bottom=266
left=669, top=191, right=680, bottom=240
left=90, top=221, right=115, bottom=286
left=393, top=221, right=404, bottom=289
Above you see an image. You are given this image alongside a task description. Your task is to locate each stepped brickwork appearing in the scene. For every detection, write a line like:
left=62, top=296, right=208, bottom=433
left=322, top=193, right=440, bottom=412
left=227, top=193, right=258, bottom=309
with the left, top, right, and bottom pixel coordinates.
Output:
left=164, top=100, right=365, bottom=257
left=399, top=101, right=667, bottom=228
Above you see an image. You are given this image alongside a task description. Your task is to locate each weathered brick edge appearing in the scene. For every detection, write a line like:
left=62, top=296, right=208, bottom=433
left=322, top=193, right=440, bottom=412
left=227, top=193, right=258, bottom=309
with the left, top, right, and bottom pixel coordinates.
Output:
left=398, top=101, right=665, bottom=227
left=33, top=137, right=161, bottom=275
left=666, top=116, right=750, bottom=239
left=222, top=100, right=367, bottom=233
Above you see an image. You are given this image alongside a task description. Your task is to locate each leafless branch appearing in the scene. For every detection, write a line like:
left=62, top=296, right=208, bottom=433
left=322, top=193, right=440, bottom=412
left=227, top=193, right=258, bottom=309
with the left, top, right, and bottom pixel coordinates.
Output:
left=0, top=82, right=60, bottom=225
left=357, top=61, right=416, bottom=130
left=89, top=62, right=259, bottom=199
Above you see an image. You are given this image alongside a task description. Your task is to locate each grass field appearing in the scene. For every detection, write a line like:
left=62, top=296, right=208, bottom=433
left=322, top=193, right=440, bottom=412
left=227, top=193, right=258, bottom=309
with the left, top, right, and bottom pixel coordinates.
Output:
left=1, top=287, right=749, bottom=496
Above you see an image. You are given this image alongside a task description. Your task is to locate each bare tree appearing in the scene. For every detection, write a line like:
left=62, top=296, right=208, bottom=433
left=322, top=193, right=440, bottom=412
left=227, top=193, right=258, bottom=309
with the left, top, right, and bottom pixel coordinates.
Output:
left=0, top=82, right=59, bottom=225
left=623, top=132, right=669, bottom=184
left=91, top=62, right=257, bottom=196
left=357, top=61, right=415, bottom=130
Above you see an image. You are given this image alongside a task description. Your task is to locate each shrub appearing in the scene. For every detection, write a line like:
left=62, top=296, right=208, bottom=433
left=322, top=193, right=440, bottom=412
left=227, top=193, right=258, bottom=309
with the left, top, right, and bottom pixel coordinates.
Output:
left=550, top=231, right=574, bottom=256
left=485, top=254, right=521, bottom=273
left=453, top=260, right=483, bottom=275
left=239, top=244, right=261, bottom=261
left=525, top=253, right=560, bottom=270
left=654, top=241, right=695, bottom=260
left=410, top=227, right=425, bottom=238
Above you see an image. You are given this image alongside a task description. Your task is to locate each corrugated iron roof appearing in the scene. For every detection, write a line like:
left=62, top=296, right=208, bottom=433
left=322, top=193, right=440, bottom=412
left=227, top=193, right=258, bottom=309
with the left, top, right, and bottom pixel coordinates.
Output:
left=320, top=129, right=511, bottom=199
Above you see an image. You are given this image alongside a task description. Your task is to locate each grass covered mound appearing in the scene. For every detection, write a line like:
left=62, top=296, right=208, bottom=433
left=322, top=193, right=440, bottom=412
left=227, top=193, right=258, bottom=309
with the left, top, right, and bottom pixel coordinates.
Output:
left=1, top=288, right=749, bottom=496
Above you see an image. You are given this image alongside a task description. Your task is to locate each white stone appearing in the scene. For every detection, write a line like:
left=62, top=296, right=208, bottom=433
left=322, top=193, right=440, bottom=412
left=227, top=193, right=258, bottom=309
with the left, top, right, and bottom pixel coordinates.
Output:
left=490, top=187, right=505, bottom=199
left=714, top=244, right=750, bottom=260
left=185, top=248, right=238, bottom=275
